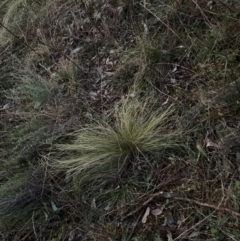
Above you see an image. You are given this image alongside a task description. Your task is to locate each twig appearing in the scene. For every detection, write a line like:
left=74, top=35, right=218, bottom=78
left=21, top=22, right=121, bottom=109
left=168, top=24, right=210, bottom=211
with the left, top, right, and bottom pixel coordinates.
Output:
left=140, top=3, right=183, bottom=43
left=0, top=21, right=84, bottom=73
left=173, top=196, right=240, bottom=218
left=32, top=211, right=38, bottom=241
left=40, top=156, right=83, bottom=217
left=146, top=78, right=182, bottom=105
left=126, top=210, right=144, bottom=241
left=173, top=211, right=214, bottom=241
left=123, top=190, right=240, bottom=221
left=216, top=0, right=235, bottom=13
left=191, top=0, right=212, bottom=28
left=173, top=196, right=224, bottom=240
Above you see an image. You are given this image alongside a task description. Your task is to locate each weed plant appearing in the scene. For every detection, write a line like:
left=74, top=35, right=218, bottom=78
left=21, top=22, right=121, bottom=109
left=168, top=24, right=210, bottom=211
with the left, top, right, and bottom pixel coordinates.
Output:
left=8, top=65, right=58, bottom=109
left=0, top=0, right=47, bottom=47
left=56, top=97, right=182, bottom=188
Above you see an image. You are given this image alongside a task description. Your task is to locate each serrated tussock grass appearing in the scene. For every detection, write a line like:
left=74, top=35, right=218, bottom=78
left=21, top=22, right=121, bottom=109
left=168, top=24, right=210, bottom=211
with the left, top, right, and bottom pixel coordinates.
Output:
left=9, top=66, right=58, bottom=109
left=0, top=0, right=47, bottom=47
left=56, top=97, right=183, bottom=187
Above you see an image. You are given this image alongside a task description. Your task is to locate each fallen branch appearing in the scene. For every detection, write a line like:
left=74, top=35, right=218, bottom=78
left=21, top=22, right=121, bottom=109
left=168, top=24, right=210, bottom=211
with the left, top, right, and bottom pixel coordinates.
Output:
left=123, top=191, right=240, bottom=220
left=173, top=196, right=240, bottom=218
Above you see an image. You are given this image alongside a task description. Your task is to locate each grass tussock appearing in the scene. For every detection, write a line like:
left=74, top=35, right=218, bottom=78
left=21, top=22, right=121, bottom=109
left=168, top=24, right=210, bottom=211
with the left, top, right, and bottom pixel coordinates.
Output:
left=0, top=0, right=47, bottom=47
left=9, top=66, right=58, bottom=109
left=56, top=97, right=182, bottom=185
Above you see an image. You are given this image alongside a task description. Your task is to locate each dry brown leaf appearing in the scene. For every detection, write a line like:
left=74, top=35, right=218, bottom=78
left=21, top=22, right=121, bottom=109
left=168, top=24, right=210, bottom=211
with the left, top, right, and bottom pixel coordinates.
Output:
left=104, top=71, right=115, bottom=76
left=106, top=57, right=114, bottom=67
left=151, top=208, right=163, bottom=216
left=167, top=230, right=173, bottom=241
left=162, top=212, right=175, bottom=227
left=91, top=198, right=96, bottom=209
left=141, top=206, right=150, bottom=223
left=162, top=97, right=169, bottom=106
left=89, top=91, right=97, bottom=99
left=170, top=78, right=176, bottom=84
left=205, top=138, right=219, bottom=148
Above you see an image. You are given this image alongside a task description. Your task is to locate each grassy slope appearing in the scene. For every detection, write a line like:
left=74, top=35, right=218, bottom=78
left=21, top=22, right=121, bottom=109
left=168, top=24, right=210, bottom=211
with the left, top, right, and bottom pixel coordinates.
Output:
left=0, top=0, right=240, bottom=240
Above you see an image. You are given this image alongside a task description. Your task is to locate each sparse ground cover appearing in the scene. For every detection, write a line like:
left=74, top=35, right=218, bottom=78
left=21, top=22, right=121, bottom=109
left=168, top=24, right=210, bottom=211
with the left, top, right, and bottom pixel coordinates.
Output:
left=0, top=0, right=240, bottom=240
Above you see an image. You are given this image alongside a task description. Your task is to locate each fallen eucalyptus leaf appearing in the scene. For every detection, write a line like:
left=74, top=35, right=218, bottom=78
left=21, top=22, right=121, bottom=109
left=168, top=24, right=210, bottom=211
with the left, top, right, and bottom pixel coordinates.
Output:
left=51, top=200, right=58, bottom=212
left=104, top=202, right=111, bottom=211
left=1, top=103, right=11, bottom=110
left=91, top=198, right=96, bottom=209
left=89, top=91, right=97, bottom=99
left=205, top=138, right=219, bottom=148
left=44, top=211, right=48, bottom=220
left=162, top=97, right=169, bottom=106
left=172, top=66, right=177, bottom=73
left=159, top=192, right=172, bottom=198
left=170, top=78, right=176, bottom=84
left=162, top=212, right=175, bottom=227
left=151, top=208, right=163, bottom=216
left=142, top=206, right=150, bottom=223
left=188, top=231, right=200, bottom=238
left=71, top=47, right=80, bottom=55
left=68, top=230, right=76, bottom=241
left=167, top=230, right=173, bottom=241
